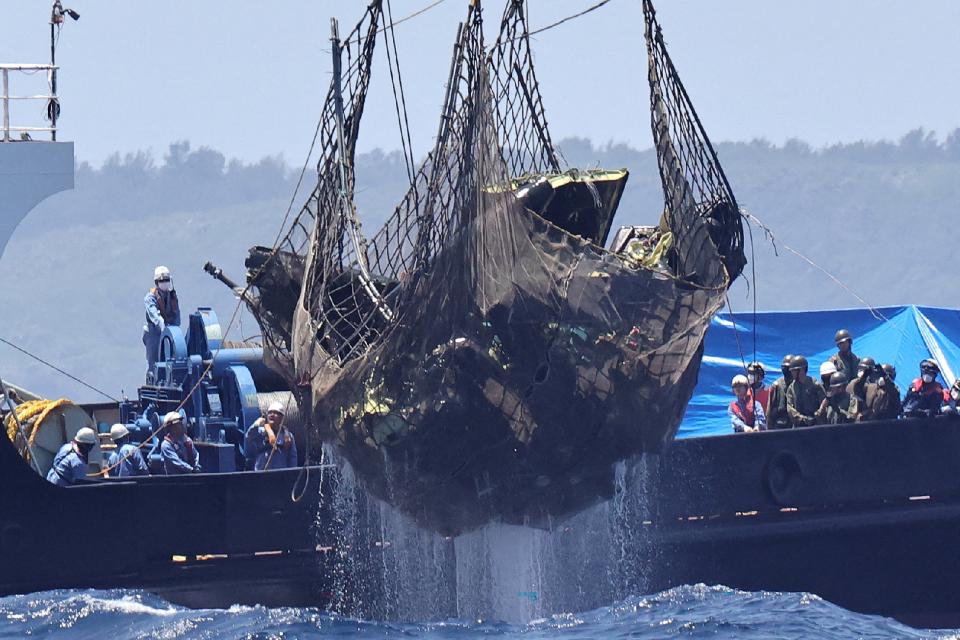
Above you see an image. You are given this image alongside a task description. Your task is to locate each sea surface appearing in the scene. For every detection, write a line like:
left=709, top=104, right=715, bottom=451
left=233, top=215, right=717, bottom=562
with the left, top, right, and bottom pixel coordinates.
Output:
left=1, top=585, right=954, bottom=639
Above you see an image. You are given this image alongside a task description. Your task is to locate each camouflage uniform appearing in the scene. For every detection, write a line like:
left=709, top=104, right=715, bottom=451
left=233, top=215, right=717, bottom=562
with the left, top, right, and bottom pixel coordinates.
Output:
left=816, top=391, right=858, bottom=425
left=786, top=375, right=826, bottom=427
left=862, top=381, right=901, bottom=421
left=766, top=376, right=792, bottom=429
left=829, top=350, right=860, bottom=380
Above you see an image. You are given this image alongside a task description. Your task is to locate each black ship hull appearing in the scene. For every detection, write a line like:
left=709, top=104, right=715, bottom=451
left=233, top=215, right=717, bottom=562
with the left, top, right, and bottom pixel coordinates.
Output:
left=0, top=426, right=333, bottom=609
left=5, top=408, right=960, bottom=627
left=639, top=414, right=960, bottom=628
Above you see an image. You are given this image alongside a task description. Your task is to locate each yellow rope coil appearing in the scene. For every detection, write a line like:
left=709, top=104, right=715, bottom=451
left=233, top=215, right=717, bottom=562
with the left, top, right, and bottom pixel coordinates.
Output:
left=4, top=398, right=76, bottom=460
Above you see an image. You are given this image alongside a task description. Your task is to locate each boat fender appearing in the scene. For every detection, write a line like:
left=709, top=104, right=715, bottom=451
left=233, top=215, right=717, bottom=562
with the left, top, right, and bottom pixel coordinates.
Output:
left=764, top=450, right=804, bottom=506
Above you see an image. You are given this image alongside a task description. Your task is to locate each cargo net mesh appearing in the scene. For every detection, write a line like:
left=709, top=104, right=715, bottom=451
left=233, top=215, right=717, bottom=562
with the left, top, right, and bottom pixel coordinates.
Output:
left=249, top=0, right=745, bottom=530
left=643, top=0, right=745, bottom=283
left=243, top=1, right=384, bottom=377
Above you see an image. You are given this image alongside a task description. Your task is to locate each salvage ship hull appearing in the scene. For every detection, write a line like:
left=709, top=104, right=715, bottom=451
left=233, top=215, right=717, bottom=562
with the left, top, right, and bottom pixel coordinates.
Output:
left=0, top=423, right=333, bottom=608
left=6, top=408, right=960, bottom=627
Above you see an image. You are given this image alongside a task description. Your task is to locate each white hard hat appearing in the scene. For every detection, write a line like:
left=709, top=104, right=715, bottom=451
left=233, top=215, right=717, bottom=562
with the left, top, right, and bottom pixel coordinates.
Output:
left=819, top=361, right=837, bottom=377
left=154, top=265, right=171, bottom=281
left=267, top=401, right=285, bottom=415
left=731, top=374, right=749, bottom=387
left=109, top=423, right=130, bottom=441
left=75, top=427, right=97, bottom=445
left=163, top=411, right=183, bottom=426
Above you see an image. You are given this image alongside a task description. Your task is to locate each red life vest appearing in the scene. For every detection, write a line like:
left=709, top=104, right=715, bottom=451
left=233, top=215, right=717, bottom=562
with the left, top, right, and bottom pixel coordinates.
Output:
left=749, top=386, right=770, bottom=413
left=911, top=378, right=944, bottom=397
left=730, top=398, right=756, bottom=427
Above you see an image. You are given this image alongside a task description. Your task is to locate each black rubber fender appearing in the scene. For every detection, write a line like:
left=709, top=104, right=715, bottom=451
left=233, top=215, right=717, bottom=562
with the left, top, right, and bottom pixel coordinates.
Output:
left=764, top=449, right=804, bottom=506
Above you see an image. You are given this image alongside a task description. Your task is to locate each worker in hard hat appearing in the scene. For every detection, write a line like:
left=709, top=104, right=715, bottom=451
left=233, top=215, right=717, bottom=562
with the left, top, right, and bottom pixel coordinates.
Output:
left=244, top=401, right=298, bottom=470
left=142, top=265, right=181, bottom=382
left=903, top=359, right=946, bottom=418
left=46, top=427, right=97, bottom=486
left=107, top=423, right=149, bottom=477
left=729, top=374, right=766, bottom=433
left=160, top=411, right=200, bottom=474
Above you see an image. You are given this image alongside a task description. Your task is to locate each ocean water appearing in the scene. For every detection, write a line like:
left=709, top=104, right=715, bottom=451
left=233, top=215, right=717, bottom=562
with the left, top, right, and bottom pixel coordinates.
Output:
left=0, top=585, right=952, bottom=639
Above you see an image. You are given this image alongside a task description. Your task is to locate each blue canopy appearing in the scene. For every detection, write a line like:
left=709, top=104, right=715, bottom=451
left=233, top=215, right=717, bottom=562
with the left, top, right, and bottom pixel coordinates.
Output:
left=680, top=305, right=960, bottom=438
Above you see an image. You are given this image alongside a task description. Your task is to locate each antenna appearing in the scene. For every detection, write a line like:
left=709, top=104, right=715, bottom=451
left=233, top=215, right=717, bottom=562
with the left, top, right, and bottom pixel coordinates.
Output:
left=49, top=0, right=80, bottom=141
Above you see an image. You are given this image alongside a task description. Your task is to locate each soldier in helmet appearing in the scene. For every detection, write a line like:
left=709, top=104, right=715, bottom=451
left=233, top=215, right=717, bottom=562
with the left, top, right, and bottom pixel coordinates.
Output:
left=845, top=356, right=876, bottom=419
left=766, top=354, right=795, bottom=429
left=786, top=355, right=825, bottom=427
left=746, top=361, right=769, bottom=411
left=864, top=362, right=902, bottom=421
left=903, top=359, right=946, bottom=418
left=816, top=372, right=858, bottom=425
left=828, top=329, right=860, bottom=380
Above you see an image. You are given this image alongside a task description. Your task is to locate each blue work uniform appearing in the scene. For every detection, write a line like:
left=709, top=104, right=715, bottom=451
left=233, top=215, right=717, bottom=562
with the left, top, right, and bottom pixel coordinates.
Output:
left=161, top=434, right=200, bottom=474
left=142, top=287, right=181, bottom=373
left=46, top=443, right=89, bottom=486
left=244, top=422, right=298, bottom=470
left=108, top=443, right=150, bottom=477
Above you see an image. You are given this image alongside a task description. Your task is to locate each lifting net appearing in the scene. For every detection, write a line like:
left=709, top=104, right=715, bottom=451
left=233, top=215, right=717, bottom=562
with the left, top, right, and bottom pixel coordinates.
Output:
left=248, top=0, right=745, bottom=533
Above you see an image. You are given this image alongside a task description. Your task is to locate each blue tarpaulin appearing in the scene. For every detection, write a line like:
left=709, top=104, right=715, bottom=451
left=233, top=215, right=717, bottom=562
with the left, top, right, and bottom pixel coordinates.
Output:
left=680, top=305, right=960, bottom=438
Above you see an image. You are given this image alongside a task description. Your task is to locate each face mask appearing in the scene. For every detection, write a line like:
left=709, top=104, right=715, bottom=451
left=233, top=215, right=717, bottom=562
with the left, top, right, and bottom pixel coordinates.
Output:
left=857, top=369, right=866, bottom=379
left=158, top=281, right=173, bottom=292
left=922, top=374, right=934, bottom=384
left=747, top=374, right=755, bottom=385
left=877, top=378, right=886, bottom=387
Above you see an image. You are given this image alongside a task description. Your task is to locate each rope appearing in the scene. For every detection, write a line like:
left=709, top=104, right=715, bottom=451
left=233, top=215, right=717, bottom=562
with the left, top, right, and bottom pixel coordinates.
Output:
left=0, top=336, right=119, bottom=403
left=375, top=0, right=448, bottom=34
left=527, top=0, right=615, bottom=37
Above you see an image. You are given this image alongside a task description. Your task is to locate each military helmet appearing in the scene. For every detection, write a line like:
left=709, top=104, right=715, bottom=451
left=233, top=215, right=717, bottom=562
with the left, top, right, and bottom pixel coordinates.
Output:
left=882, top=363, right=896, bottom=380
left=920, top=359, right=941, bottom=374
left=790, top=354, right=808, bottom=370
left=747, top=361, right=765, bottom=375
left=829, top=372, right=848, bottom=387
left=858, top=356, right=876, bottom=371
left=781, top=354, right=795, bottom=368
left=834, top=329, right=852, bottom=344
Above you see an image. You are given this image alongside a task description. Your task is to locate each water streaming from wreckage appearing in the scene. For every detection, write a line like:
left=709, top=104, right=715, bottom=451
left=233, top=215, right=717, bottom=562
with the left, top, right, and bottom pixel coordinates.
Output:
left=1, top=457, right=952, bottom=638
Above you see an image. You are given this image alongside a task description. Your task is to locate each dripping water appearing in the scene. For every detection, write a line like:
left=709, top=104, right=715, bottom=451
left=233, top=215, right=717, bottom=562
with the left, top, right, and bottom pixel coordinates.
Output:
left=317, top=443, right=659, bottom=623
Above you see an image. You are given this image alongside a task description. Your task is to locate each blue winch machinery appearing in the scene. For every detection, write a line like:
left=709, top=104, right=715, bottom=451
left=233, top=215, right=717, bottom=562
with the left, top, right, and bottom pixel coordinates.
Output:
left=119, top=307, right=296, bottom=472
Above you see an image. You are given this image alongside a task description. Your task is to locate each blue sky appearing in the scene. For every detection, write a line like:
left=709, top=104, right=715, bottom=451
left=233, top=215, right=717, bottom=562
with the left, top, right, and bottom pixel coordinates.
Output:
left=6, top=0, right=960, bottom=166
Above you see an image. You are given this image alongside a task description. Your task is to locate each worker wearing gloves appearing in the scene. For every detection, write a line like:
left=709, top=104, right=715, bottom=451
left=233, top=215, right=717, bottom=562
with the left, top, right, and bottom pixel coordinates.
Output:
left=160, top=411, right=200, bottom=474
left=107, top=423, right=149, bottom=477
left=142, top=266, right=181, bottom=381
left=46, top=427, right=97, bottom=486
left=244, top=401, right=298, bottom=470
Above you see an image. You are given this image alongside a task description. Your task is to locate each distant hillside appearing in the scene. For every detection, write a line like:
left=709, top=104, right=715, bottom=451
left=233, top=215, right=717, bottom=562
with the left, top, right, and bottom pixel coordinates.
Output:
left=2, top=132, right=959, bottom=401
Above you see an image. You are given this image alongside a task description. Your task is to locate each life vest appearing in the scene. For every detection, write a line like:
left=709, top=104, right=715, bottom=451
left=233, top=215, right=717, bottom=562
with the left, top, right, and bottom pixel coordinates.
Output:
left=749, top=386, right=769, bottom=413
left=150, top=287, right=180, bottom=324
left=730, top=398, right=756, bottom=427
left=910, top=378, right=944, bottom=397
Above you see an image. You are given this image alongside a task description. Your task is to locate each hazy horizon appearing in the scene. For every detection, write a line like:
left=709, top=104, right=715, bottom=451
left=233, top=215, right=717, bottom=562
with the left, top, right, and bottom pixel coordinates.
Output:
left=7, top=0, right=960, bottom=167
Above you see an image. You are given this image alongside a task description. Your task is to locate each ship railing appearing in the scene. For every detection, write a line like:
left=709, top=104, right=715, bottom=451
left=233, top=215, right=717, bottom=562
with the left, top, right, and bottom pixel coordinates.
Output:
left=0, top=64, right=59, bottom=142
